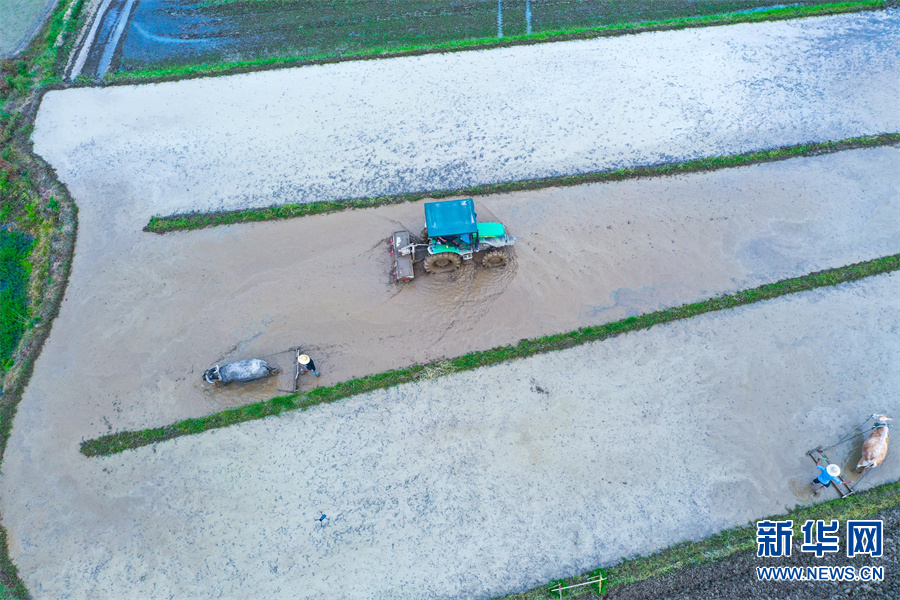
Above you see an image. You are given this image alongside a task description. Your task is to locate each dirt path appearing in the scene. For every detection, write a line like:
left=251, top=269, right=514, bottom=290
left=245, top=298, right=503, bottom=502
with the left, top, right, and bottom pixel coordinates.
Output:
left=34, top=11, right=900, bottom=220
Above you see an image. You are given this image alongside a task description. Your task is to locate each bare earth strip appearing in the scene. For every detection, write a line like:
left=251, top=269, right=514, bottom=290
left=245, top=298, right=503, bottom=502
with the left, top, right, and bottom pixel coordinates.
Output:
left=33, top=12, right=900, bottom=220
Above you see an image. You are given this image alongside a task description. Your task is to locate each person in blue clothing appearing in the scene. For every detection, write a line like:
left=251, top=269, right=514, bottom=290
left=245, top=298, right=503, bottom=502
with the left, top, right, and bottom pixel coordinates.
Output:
left=812, top=460, right=847, bottom=494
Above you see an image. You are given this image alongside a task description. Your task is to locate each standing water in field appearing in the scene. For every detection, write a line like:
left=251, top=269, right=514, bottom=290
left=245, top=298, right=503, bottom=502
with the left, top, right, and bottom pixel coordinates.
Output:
left=109, top=0, right=836, bottom=72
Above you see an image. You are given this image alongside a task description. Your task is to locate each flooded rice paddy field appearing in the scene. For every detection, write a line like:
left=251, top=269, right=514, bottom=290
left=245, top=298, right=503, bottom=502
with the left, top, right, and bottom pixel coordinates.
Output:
left=111, top=0, right=840, bottom=71
left=5, top=11, right=899, bottom=598
left=24, top=8, right=900, bottom=453
left=41, top=11, right=900, bottom=217
left=13, top=147, right=900, bottom=432
left=3, top=267, right=898, bottom=599
left=0, top=0, right=56, bottom=56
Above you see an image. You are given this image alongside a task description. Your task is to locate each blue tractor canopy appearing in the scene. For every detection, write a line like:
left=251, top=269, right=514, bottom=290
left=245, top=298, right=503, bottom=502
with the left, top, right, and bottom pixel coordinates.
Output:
left=424, top=199, right=478, bottom=238
left=390, top=198, right=514, bottom=278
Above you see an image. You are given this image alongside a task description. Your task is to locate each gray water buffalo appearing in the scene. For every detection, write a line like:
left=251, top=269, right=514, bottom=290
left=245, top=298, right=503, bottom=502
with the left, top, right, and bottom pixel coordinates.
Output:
left=203, top=359, right=279, bottom=385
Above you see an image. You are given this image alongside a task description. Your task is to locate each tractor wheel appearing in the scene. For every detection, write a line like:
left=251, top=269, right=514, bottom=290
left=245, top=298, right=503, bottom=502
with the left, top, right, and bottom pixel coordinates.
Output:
left=424, top=252, right=462, bottom=274
left=481, top=250, right=508, bottom=268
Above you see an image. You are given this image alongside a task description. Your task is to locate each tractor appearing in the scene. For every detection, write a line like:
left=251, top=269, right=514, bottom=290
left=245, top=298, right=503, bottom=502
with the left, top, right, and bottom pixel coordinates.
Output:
left=389, top=198, right=516, bottom=282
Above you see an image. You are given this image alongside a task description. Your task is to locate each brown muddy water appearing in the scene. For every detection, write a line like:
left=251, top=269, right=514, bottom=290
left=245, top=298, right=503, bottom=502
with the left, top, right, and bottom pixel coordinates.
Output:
left=42, top=147, right=899, bottom=437
left=4, top=139, right=898, bottom=599
left=6, top=271, right=898, bottom=600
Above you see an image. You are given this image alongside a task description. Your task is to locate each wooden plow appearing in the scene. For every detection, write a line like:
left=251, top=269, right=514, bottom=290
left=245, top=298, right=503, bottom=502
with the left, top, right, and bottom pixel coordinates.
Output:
left=806, top=415, right=884, bottom=498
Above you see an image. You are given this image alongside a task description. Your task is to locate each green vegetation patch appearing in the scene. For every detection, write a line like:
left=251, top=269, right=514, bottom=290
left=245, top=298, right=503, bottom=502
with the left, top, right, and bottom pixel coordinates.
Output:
left=104, top=1, right=885, bottom=81
left=0, top=230, right=33, bottom=371
left=498, top=479, right=900, bottom=599
left=145, top=133, right=900, bottom=234
left=80, top=254, right=900, bottom=457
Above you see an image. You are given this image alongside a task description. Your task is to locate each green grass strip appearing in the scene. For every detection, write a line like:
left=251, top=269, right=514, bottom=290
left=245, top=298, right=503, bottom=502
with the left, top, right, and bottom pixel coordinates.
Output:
left=496, top=479, right=900, bottom=599
left=0, top=231, right=34, bottom=372
left=145, top=133, right=900, bottom=234
left=105, top=1, right=884, bottom=86
left=80, top=253, right=900, bottom=457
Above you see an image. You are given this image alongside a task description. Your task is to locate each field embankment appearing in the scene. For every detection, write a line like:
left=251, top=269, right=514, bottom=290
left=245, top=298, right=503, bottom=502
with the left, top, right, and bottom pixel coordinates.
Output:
left=0, top=0, right=86, bottom=597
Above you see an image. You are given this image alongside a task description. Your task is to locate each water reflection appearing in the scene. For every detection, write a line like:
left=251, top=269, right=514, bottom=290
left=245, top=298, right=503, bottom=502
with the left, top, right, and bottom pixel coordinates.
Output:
left=110, top=0, right=831, bottom=72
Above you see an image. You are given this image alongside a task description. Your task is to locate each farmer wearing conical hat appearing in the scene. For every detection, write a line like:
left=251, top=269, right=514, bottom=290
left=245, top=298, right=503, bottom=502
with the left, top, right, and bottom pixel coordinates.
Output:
left=298, top=354, right=320, bottom=377
left=812, top=460, right=848, bottom=494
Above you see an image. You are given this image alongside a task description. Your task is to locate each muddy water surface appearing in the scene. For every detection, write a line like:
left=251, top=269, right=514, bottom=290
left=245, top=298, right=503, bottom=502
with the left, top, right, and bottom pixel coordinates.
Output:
left=37, top=12, right=900, bottom=215
left=5, top=271, right=898, bottom=600
left=39, top=147, right=898, bottom=439
left=7, top=15, right=899, bottom=596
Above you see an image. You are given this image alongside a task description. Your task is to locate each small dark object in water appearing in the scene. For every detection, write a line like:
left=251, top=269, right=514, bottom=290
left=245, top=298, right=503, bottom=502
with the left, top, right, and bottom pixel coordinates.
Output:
left=204, top=359, right=278, bottom=385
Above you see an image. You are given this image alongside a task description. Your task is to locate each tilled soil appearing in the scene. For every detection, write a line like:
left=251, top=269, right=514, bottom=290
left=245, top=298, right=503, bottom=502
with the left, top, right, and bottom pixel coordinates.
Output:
left=609, top=506, right=900, bottom=600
